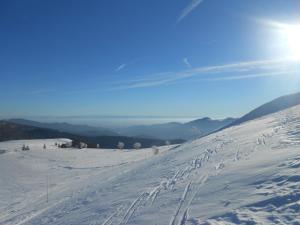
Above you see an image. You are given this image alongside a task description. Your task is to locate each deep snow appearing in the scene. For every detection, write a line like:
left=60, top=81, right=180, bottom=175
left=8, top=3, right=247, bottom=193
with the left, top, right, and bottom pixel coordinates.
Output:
left=1, top=105, right=300, bottom=225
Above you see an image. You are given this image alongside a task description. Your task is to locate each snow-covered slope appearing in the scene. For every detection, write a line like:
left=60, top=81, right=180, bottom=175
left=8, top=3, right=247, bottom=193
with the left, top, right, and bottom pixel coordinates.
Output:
left=226, top=91, right=300, bottom=128
left=1, top=105, right=300, bottom=225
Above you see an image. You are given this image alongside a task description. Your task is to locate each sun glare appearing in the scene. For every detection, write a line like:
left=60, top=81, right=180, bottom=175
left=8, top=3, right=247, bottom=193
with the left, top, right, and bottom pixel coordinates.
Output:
left=276, top=23, right=300, bottom=61
left=283, top=25, right=300, bottom=61
left=267, top=20, right=300, bottom=61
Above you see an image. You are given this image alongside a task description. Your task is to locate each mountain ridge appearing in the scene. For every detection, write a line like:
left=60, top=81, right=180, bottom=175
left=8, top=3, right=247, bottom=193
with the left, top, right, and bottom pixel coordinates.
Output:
left=224, top=91, right=300, bottom=129
left=0, top=121, right=184, bottom=148
left=8, top=118, right=118, bottom=137
left=117, top=117, right=237, bottom=140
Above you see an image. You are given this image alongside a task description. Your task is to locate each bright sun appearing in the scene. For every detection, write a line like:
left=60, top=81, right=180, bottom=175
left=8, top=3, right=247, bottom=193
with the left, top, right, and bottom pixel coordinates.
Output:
left=269, top=20, right=300, bottom=61
left=281, top=24, right=300, bottom=61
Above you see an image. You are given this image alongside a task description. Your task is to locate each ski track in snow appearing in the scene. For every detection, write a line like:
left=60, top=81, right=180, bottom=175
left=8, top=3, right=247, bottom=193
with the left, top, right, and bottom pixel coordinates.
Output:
left=1, top=106, right=300, bottom=224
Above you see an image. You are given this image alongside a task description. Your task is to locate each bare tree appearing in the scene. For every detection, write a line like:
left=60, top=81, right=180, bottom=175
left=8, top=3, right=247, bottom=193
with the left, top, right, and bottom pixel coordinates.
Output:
left=133, top=142, right=141, bottom=150
left=117, top=142, right=125, bottom=150
left=79, top=142, right=87, bottom=149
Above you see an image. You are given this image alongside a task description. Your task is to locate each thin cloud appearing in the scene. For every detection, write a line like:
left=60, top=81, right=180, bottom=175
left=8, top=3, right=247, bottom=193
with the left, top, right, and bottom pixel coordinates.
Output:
left=205, top=70, right=298, bottom=81
left=183, top=58, right=192, bottom=68
left=113, top=58, right=299, bottom=90
left=26, top=89, right=56, bottom=95
left=177, top=0, right=204, bottom=23
left=110, top=77, right=176, bottom=91
left=115, top=63, right=127, bottom=72
left=115, top=58, right=140, bottom=72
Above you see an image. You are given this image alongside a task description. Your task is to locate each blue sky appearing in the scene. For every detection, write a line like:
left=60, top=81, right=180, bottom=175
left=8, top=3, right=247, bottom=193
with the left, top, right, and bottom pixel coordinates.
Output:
left=1, top=0, right=300, bottom=124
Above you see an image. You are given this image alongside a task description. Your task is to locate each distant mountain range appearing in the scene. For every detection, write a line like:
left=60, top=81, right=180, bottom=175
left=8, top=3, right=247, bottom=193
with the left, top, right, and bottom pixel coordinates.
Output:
left=117, top=91, right=300, bottom=140
left=0, top=120, right=72, bottom=141
left=8, top=117, right=237, bottom=141
left=116, top=117, right=236, bottom=140
left=0, top=121, right=184, bottom=149
left=9, top=119, right=119, bottom=137
left=225, top=91, right=300, bottom=129
left=3, top=91, right=300, bottom=145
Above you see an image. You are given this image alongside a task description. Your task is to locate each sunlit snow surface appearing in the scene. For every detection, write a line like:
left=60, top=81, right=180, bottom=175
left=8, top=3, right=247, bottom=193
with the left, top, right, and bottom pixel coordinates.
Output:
left=1, top=105, right=300, bottom=224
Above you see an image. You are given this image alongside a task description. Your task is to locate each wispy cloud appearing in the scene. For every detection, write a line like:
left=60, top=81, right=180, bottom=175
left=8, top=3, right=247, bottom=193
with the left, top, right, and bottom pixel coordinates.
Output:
left=177, top=0, right=204, bottom=23
left=115, top=58, right=141, bottom=72
left=113, top=58, right=300, bottom=90
left=26, top=89, right=56, bottom=95
left=183, top=58, right=192, bottom=68
left=35, top=59, right=298, bottom=94
left=205, top=70, right=298, bottom=81
left=115, top=63, right=127, bottom=72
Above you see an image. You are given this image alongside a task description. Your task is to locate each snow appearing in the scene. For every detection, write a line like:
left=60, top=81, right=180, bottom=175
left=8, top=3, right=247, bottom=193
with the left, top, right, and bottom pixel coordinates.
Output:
left=1, top=105, right=300, bottom=224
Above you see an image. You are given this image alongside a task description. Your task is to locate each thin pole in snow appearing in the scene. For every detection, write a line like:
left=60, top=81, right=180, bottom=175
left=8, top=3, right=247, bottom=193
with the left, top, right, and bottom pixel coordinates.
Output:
left=46, top=168, right=49, bottom=203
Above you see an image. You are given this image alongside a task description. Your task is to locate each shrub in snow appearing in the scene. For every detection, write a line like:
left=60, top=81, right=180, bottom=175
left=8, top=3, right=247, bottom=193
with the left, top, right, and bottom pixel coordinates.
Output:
left=79, top=142, right=87, bottom=149
left=60, top=142, right=72, bottom=148
left=133, top=142, right=141, bottom=150
left=22, top=145, right=30, bottom=151
left=152, top=145, right=159, bottom=155
left=71, top=140, right=87, bottom=149
left=0, top=149, right=6, bottom=154
left=117, top=142, right=125, bottom=150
